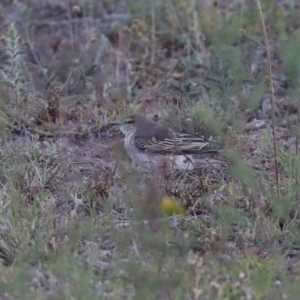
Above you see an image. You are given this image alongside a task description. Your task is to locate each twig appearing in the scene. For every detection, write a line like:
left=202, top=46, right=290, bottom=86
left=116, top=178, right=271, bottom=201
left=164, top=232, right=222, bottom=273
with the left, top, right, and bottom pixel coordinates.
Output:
left=150, top=1, right=156, bottom=65
left=190, top=0, right=205, bottom=53
left=256, top=0, right=280, bottom=199
left=296, top=78, right=300, bottom=191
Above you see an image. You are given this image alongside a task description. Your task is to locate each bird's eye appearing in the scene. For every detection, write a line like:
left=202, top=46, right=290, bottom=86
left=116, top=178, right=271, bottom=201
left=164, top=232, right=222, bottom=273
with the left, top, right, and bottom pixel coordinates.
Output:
left=126, top=117, right=135, bottom=124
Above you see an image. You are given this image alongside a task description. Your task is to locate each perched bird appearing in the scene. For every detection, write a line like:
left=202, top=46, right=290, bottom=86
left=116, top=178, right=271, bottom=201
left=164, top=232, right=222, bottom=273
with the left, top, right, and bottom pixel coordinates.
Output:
left=110, top=113, right=225, bottom=173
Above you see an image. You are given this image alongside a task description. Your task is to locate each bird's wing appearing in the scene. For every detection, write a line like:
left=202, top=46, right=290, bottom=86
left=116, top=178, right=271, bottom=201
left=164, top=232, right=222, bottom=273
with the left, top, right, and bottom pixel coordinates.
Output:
left=135, top=136, right=177, bottom=154
left=135, top=129, right=218, bottom=155
left=173, top=131, right=219, bottom=154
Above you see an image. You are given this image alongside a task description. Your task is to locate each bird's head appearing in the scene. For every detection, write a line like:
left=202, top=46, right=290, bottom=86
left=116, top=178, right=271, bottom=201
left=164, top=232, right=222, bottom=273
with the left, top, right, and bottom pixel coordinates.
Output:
left=110, top=113, right=143, bottom=135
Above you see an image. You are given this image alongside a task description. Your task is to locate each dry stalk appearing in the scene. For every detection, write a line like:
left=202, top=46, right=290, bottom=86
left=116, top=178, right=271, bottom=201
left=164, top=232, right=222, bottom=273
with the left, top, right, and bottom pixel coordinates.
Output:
left=256, top=0, right=280, bottom=199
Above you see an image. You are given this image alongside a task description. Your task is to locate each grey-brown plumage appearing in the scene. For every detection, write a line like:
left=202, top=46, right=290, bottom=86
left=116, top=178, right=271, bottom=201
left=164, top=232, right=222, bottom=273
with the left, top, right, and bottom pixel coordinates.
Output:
left=110, top=113, right=225, bottom=172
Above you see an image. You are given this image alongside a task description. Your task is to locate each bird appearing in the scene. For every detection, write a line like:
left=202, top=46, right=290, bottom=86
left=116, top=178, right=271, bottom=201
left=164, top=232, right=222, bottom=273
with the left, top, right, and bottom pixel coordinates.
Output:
left=110, top=113, right=225, bottom=173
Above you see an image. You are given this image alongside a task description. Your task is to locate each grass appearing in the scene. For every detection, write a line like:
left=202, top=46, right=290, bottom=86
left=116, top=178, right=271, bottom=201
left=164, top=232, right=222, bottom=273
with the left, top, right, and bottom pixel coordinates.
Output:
left=0, top=0, right=300, bottom=299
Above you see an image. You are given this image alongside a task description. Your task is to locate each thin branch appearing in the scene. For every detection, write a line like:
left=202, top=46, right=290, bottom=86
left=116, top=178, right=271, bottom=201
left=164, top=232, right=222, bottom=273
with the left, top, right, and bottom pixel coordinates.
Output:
left=256, top=0, right=280, bottom=199
left=150, top=0, right=156, bottom=65
left=296, top=79, right=300, bottom=191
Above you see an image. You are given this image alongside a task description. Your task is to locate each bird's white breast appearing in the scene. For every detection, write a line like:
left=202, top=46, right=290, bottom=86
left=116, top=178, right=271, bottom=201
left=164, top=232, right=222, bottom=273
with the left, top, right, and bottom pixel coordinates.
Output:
left=173, top=155, right=195, bottom=170
left=124, top=132, right=153, bottom=170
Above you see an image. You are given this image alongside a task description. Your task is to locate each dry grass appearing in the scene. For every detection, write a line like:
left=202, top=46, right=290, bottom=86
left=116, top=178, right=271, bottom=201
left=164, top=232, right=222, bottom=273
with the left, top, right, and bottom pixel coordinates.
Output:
left=0, top=0, right=300, bottom=299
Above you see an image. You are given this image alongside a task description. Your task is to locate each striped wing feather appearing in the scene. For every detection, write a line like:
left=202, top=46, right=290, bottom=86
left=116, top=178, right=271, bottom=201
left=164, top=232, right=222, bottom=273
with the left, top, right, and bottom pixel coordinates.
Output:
left=134, top=130, right=217, bottom=155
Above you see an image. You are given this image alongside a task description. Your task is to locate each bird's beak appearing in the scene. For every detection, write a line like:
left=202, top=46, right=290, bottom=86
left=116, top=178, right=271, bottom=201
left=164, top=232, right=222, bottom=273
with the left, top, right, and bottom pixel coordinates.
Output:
left=109, top=121, right=122, bottom=126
